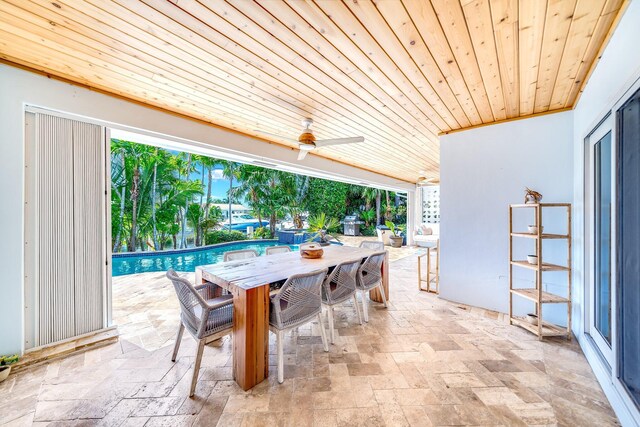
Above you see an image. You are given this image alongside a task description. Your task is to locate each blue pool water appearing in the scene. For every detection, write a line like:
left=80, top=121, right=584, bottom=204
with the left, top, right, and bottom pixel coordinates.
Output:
left=112, top=240, right=298, bottom=276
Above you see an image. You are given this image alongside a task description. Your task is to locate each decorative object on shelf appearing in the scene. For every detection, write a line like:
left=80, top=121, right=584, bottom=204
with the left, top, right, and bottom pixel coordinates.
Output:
left=509, top=203, right=572, bottom=340
left=524, top=188, right=543, bottom=204
left=527, top=225, right=543, bottom=234
left=385, top=221, right=404, bottom=248
left=300, top=244, right=324, bottom=259
left=0, top=354, right=19, bottom=383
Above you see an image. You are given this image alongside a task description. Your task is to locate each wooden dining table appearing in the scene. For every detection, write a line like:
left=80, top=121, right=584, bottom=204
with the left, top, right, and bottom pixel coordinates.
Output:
left=195, top=245, right=389, bottom=390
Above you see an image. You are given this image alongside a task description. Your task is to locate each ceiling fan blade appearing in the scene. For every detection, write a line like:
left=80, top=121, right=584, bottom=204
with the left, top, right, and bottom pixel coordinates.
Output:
left=253, top=129, right=298, bottom=143
left=314, top=136, right=364, bottom=147
left=297, top=149, right=309, bottom=161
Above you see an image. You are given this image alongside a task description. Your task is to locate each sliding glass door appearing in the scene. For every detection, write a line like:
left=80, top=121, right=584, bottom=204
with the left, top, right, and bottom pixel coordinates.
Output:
left=587, top=115, right=615, bottom=362
left=594, top=130, right=612, bottom=346
left=617, top=88, right=640, bottom=409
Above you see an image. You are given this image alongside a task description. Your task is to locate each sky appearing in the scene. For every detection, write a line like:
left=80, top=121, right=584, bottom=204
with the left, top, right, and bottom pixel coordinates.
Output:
left=188, top=166, right=240, bottom=203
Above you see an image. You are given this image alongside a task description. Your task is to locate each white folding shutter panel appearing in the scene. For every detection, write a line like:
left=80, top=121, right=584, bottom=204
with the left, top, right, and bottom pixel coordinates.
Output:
left=72, top=120, right=105, bottom=335
left=36, top=114, right=75, bottom=346
left=33, top=112, right=105, bottom=347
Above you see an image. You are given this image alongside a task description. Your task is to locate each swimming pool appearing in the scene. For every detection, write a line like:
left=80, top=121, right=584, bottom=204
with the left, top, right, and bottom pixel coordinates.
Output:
left=111, top=240, right=298, bottom=276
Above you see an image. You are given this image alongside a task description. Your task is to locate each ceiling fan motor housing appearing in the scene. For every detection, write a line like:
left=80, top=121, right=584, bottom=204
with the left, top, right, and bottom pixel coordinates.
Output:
left=298, top=129, right=316, bottom=147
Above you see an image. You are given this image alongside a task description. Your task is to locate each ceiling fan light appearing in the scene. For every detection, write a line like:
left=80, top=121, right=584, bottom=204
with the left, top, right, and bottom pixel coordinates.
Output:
left=298, top=143, right=315, bottom=151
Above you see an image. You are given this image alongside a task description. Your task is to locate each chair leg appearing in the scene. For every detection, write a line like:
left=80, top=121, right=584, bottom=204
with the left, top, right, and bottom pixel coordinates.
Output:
left=171, top=323, right=185, bottom=362
left=353, top=294, right=363, bottom=325
left=327, top=306, right=335, bottom=344
left=378, top=283, right=388, bottom=308
left=317, top=313, right=329, bottom=352
left=190, top=340, right=205, bottom=397
left=277, top=330, right=284, bottom=384
left=361, top=290, right=369, bottom=323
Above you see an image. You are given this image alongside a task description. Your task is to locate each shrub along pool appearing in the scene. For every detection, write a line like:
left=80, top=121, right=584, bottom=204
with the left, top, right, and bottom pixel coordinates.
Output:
left=111, top=240, right=298, bottom=276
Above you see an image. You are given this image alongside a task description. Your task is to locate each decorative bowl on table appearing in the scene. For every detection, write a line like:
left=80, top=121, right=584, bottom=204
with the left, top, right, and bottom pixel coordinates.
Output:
left=527, top=225, right=544, bottom=234
left=300, top=244, right=324, bottom=259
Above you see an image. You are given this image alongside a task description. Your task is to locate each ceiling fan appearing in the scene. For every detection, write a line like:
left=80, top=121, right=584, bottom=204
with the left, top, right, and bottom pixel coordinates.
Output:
left=257, top=118, right=364, bottom=160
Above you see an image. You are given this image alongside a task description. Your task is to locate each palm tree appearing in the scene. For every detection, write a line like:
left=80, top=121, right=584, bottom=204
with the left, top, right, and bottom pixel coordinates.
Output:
left=361, top=187, right=382, bottom=226
left=233, top=165, right=269, bottom=226
left=219, top=160, right=241, bottom=228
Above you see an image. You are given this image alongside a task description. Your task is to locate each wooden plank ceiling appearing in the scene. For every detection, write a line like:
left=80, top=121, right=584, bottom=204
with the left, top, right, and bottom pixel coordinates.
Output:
left=0, top=0, right=626, bottom=182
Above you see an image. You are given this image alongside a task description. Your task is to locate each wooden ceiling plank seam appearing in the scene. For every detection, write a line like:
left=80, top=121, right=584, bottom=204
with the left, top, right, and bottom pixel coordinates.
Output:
left=374, top=0, right=484, bottom=126
left=460, top=0, right=508, bottom=121
left=415, top=0, right=495, bottom=123
left=533, top=0, right=578, bottom=113
left=310, top=0, right=463, bottom=130
left=334, top=0, right=472, bottom=129
left=382, top=0, right=483, bottom=125
left=114, top=0, right=440, bottom=169
left=565, top=0, right=627, bottom=107
left=248, top=0, right=444, bottom=148
left=489, top=0, right=520, bottom=118
left=548, top=0, right=608, bottom=110
left=162, top=2, right=438, bottom=164
left=518, top=0, right=547, bottom=117
left=282, top=0, right=453, bottom=135
left=226, top=0, right=439, bottom=156
left=0, top=29, right=427, bottom=174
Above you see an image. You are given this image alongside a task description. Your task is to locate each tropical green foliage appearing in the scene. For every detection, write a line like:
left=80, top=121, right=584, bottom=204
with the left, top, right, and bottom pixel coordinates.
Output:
left=110, top=139, right=407, bottom=252
left=0, top=354, right=18, bottom=366
left=204, top=230, right=247, bottom=244
left=307, top=213, right=340, bottom=244
left=253, top=227, right=273, bottom=239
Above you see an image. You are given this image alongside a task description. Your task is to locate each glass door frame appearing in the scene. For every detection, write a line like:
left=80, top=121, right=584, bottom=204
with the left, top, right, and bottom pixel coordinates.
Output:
left=584, top=113, right=617, bottom=367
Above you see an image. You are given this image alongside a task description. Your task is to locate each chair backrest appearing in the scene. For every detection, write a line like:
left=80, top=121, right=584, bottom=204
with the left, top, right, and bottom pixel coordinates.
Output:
left=357, top=251, right=386, bottom=290
left=322, top=259, right=361, bottom=304
left=359, top=240, right=385, bottom=251
left=166, top=269, right=206, bottom=335
left=265, top=245, right=292, bottom=256
left=223, top=249, right=259, bottom=262
left=271, top=268, right=328, bottom=329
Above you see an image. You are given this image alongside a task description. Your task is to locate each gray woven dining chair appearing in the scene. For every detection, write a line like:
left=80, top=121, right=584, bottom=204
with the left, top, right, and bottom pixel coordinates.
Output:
left=270, top=268, right=329, bottom=383
left=322, top=259, right=363, bottom=344
left=166, top=269, right=233, bottom=397
left=265, top=245, right=292, bottom=255
left=223, top=249, right=258, bottom=262
left=356, top=251, right=388, bottom=322
left=359, top=240, right=385, bottom=251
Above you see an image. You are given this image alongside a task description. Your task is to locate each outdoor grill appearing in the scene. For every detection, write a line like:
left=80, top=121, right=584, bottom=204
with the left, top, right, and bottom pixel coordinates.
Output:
left=342, top=215, right=364, bottom=236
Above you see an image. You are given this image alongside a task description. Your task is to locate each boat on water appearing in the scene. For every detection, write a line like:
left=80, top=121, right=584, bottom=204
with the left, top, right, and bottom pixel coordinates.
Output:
left=222, top=213, right=268, bottom=232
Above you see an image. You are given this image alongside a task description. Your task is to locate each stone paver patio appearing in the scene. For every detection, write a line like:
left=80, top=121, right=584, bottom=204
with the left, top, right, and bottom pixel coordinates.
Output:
left=0, top=251, right=618, bottom=426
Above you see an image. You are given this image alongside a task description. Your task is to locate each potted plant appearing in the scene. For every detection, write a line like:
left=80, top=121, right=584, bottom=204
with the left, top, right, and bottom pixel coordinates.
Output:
left=307, top=213, right=340, bottom=246
left=385, top=221, right=404, bottom=248
left=0, top=354, right=19, bottom=383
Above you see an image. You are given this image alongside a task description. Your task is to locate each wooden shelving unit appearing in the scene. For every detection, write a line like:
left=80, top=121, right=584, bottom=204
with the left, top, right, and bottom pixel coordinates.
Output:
left=417, top=240, right=439, bottom=294
left=509, top=203, right=572, bottom=340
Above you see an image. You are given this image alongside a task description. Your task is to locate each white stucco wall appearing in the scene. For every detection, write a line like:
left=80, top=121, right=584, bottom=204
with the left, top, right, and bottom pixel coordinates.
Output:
left=0, top=65, right=414, bottom=355
left=439, top=111, right=574, bottom=324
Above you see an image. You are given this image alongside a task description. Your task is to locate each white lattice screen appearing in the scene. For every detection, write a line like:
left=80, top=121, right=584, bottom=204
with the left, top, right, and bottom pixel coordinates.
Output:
left=421, top=186, right=440, bottom=223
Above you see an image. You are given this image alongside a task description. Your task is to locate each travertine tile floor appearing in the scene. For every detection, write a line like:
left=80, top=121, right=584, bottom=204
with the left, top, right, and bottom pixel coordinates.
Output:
left=0, top=254, right=619, bottom=426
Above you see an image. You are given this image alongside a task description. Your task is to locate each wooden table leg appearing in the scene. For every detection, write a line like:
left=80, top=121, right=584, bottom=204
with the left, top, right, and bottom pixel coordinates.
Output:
left=369, top=251, right=390, bottom=303
left=231, top=284, right=270, bottom=391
